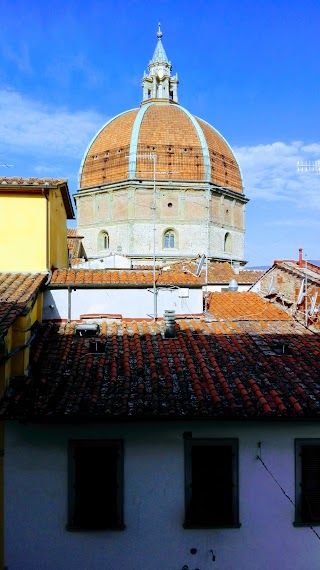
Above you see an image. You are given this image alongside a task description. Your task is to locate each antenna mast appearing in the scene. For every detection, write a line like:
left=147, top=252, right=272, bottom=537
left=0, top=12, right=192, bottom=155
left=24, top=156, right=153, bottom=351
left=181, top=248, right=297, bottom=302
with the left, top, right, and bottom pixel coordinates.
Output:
left=297, top=160, right=320, bottom=175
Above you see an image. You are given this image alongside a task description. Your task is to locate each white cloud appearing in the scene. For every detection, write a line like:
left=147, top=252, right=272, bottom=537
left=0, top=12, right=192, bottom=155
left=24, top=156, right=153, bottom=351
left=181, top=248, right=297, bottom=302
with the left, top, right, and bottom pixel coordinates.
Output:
left=234, top=141, right=320, bottom=210
left=0, top=88, right=105, bottom=159
left=1, top=88, right=319, bottom=215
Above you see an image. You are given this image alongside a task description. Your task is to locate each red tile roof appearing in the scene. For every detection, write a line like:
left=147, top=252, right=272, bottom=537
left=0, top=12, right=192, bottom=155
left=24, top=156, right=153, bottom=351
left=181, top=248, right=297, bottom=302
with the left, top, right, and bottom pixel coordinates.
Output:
left=67, top=229, right=85, bottom=259
left=256, top=262, right=320, bottom=331
left=238, top=269, right=266, bottom=284
left=167, top=260, right=264, bottom=285
left=1, top=309, right=319, bottom=420
left=50, top=268, right=202, bottom=287
left=0, top=177, right=67, bottom=186
left=0, top=273, right=47, bottom=342
left=206, top=292, right=290, bottom=321
left=0, top=178, right=75, bottom=219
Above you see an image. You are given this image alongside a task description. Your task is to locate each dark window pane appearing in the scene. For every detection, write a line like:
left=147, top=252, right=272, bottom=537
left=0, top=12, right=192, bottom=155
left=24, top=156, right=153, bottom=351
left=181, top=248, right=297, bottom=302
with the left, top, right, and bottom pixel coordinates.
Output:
left=301, top=445, right=320, bottom=522
left=70, top=442, right=121, bottom=530
left=188, top=445, right=233, bottom=525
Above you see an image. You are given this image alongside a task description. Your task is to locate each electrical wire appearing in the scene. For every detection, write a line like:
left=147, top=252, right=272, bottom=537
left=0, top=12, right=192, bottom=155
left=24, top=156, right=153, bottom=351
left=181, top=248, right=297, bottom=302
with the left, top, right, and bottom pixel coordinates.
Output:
left=257, top=455, right=320, bottom=541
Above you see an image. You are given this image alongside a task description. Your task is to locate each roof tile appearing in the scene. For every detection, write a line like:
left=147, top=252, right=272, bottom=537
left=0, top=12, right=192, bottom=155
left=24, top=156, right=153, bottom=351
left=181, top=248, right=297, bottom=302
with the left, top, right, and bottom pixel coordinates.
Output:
left=0, top=273, right=47, bottom=342
left=1, top=310, right=320, bottom=420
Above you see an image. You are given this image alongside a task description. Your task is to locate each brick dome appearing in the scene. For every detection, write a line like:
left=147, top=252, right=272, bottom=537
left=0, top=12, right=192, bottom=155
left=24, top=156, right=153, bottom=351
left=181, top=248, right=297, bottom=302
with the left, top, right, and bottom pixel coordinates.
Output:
left=79, top=101, right=243, bottom=193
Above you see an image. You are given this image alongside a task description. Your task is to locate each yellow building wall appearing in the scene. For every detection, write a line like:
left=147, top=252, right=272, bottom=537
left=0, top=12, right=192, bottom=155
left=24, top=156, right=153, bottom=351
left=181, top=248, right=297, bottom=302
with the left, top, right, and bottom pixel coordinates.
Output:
left=0, top=294, right=43, bottom=389
left=0, top=195, right=47, bottom=272
left=48, top=188, right=69, bottom=269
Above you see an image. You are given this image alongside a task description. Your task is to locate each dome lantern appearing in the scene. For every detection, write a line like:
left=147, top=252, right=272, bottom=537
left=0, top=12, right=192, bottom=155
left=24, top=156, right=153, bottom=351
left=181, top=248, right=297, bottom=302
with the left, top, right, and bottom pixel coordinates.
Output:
left=142, top=23, right=179, bottom=103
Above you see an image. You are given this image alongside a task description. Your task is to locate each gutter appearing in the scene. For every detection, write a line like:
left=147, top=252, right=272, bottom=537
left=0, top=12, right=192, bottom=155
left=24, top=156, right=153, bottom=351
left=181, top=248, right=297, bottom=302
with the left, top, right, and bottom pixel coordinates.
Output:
left=48, top=283, right=202, bottom=290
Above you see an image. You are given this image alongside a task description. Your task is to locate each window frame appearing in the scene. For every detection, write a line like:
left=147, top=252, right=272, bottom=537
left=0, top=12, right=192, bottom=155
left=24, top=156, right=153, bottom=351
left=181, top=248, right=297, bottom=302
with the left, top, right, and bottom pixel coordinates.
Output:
left=164, top=229, right=176, bottom=249
left=294, top=438, right=320, bottom=526
left=98, top=230, right=110, bottom=251
left=67, top=439, right=124, bottom=531
left=184, top=436, right=240, bottom=529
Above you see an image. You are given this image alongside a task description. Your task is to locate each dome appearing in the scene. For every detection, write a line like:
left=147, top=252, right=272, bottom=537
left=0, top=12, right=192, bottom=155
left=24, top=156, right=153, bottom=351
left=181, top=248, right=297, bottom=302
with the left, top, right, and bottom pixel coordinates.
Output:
left=79, top=103, right=243, bottom=193
left=75, top=25, right=247, bottom=267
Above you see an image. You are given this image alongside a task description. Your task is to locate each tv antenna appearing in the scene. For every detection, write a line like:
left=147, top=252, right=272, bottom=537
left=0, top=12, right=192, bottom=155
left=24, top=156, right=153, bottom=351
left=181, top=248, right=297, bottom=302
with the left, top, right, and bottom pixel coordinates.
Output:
left=297, top=160, right=320, bottom=175
left=127, top=152, right=179, bottom=320
left=267, top=275, right=276, bottom=295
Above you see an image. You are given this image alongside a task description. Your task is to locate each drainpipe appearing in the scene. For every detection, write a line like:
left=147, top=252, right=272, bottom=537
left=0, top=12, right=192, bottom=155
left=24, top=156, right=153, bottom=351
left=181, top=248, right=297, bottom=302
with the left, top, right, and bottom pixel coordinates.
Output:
left=68, top=287, right=72, bottom=323
left=42, top=188, right=50, bottom=270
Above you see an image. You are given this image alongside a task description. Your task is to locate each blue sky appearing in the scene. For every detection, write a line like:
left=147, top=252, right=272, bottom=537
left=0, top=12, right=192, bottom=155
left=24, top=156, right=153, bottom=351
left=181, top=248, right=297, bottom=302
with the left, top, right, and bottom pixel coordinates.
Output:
left=1, top=0, right=319, bottom=266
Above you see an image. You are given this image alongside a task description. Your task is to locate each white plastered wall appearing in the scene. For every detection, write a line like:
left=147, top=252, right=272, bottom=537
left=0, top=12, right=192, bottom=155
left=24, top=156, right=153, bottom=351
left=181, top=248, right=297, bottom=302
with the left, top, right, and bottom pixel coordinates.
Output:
left=4, top=420, right=320, bottom=570
left=43, top=287, right=203, bottom=320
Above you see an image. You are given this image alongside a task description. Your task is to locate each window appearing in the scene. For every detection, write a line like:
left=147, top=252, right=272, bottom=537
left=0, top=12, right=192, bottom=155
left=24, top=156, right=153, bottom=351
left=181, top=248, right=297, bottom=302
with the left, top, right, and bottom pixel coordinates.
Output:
left=295, top=439, right=320, bottom=525
left=164, top=230, right=175, bottom=248
left=98, top=230, right=109, bottom=251
left=224, top=232, right=232, bottom=253
left=68, top=440, right=124, bottom=530
left=184, top=435, right=239, bottom=528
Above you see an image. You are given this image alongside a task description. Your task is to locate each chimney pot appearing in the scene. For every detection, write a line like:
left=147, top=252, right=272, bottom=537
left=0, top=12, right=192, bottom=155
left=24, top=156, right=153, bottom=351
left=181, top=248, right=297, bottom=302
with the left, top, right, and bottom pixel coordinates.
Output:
left=163, top=310, right=176, bottom=338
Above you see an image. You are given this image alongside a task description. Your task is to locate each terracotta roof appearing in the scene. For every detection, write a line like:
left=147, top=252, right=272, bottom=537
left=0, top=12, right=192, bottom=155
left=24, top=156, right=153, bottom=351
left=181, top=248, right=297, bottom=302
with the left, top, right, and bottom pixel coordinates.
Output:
left=80, top=103, right=243, bottom=193
left=237, top=269, right=265, bottom=284
left=206, top=292, right=290, bottom=321
left=275, top=261, right=320, bottom=284
left=0, top=177, right=67, bottom=186
left=0, top=273, right=47, bottom=342
left=256, top=261, right=320, bottom=331
left=67, top=229, right=85, bottom=259
left=1, top=309, right=319, bottom=420
left=0, top=177, right=75, bottom=219
left=50, top=268, right=201, bottom=287
left=166, top=261, right=264, bottom=285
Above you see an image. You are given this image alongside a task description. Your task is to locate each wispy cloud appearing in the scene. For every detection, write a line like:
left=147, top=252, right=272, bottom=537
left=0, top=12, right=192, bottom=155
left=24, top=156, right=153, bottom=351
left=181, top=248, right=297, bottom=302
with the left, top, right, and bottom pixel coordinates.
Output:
left=1, top=43, right=33, bottom=74
left=234, top=141, right=320, bottom=210
left=45, top=53, right=105, bottom=89
left=0, top=88, right=105, bottom=159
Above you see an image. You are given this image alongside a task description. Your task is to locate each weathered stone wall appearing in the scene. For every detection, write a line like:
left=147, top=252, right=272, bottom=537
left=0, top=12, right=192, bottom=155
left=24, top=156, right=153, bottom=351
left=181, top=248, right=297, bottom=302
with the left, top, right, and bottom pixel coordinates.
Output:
left=77, top=184, right=246, bottom=262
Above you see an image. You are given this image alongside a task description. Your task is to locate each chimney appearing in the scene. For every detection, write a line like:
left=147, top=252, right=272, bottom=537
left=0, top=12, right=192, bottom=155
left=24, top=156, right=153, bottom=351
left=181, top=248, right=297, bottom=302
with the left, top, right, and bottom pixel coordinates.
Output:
left=298, top=248, right=303, bottom=267
left=232, top=261, right=240, bottom=275
left=163, top=310, right=176, bottom=338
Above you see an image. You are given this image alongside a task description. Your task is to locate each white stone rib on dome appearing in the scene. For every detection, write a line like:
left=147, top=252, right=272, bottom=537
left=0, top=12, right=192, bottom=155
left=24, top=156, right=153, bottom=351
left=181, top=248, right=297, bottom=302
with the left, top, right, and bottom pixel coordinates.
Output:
left=178, top=106, right=211, bottom=182
left=195, top=116, right=244, bottom=187
left=128, top=103, right=152, bottom=179
left=127, top=102, right=211, bottom=181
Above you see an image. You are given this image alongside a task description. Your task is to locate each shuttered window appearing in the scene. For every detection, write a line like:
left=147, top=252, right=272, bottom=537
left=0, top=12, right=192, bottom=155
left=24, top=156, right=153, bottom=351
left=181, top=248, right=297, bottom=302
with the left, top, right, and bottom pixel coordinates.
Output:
left=184, top=436, right=239, bottom=528
left=67, top=440, right=124, bottom=531
left=295, top=440, right=320, bottom=525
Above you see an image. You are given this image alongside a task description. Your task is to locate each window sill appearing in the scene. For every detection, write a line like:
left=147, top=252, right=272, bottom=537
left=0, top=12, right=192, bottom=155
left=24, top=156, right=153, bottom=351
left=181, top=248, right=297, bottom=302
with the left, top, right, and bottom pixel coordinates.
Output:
left=66, top=524, right=126, bottom=532
left=293, top=521, right=320, bottom=527
left=183, top=522, right=241, bottom=530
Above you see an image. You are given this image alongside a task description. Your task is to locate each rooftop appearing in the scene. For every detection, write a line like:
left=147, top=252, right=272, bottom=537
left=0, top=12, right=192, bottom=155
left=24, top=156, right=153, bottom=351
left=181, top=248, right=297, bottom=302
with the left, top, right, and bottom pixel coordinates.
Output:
left=0, top=272, right=48, bottom=342
left=50, top=268, right=202, bottom=287
left=1, top=292, right=319, bottom=421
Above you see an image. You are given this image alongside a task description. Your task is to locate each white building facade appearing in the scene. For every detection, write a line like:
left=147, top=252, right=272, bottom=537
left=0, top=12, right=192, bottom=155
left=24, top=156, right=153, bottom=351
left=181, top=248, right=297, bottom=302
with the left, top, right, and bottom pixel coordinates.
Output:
left=4, top=420, right=320, bottom=570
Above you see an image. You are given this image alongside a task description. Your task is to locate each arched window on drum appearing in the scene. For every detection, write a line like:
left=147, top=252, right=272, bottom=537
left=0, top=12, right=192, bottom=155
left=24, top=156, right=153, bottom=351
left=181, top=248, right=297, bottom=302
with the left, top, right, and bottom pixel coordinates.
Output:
left=98, top=231, right=110, bottom=251
left=164, top=229, right=176, bottom=249
left=224, top=232, right=232, bottom=254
